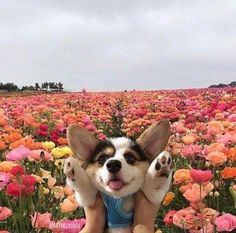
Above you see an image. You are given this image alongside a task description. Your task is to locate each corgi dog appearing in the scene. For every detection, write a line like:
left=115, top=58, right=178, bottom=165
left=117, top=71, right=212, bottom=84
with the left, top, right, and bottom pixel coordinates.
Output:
left=64, top=120, right=173, bottom=233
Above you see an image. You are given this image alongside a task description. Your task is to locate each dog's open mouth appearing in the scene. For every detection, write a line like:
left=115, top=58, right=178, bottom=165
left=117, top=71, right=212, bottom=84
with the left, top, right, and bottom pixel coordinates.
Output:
left=108, top=178, right=124, bottom=190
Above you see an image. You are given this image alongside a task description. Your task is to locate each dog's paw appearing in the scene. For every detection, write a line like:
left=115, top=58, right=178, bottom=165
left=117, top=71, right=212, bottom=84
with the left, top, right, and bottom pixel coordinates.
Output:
left=64, top=157, right=81, bottom=182
left=153, top=151, right=173, bottom=178
left=142, top=151, right=173, bottom=206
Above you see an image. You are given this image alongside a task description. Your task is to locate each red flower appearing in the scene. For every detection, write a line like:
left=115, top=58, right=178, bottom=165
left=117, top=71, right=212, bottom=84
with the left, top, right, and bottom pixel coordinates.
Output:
left=39, top=124, right=49, bottom=131
left=38, top=131, right=48, bottom=137
left=21, top=175, right=36, bottom=186
left=9, top=165, right=25, bottom=176
left=6, top=174, right=36, bottom=197
left=190, top=168, right=213, bottom=183
left=6, top=182, right=22, bottom=197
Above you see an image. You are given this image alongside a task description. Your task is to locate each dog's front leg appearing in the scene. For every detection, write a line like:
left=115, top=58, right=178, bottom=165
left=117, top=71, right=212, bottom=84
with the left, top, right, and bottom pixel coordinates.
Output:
left=141, top=151, right=173, bottom=211
left=64, top=157, right=97, bottom=207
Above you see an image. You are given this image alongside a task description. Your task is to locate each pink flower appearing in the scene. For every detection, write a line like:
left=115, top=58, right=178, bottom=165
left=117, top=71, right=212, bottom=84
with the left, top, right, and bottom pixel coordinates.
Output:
left=163, top=210, right=177, bottom=225
left=190, top=168, right=213, bottom=183
left=201, top=134, right=213, bottom=142
left=6, top=145, right=31, bottom=161
left=50, top=218, right=86, bottom=233
left=85, top=124, right=96, bottom=132
left=135, top=109, right=147, bottom=117
left=98, top=133, right=106, bottom=140
left=214, top=213, right=236, bottom=232
left=31, top=212, right=52, bottom=229
left=0, top=231, right=10, bottom=233
left=28, top=150, right=52, bottom=161
left=0, top=207, right=12, bottom=221
left=228, top=113, right=236, bottom=122
left=173, top=207, right=196, bottom=229
left=189, top=223, right=214, bottom=233
left=216, top=134, right=231, bottom=144
left=0, top=172, right=10, bottom=190
left=181, top=145, right=202, bottom=158
left=202, top=208, right=219, bottom=223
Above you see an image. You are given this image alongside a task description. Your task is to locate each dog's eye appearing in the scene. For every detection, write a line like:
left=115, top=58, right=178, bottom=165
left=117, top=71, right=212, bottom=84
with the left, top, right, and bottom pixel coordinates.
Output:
left=97, top=155, right=108, bottom=165
left=124, top=153, right=136, bottom=164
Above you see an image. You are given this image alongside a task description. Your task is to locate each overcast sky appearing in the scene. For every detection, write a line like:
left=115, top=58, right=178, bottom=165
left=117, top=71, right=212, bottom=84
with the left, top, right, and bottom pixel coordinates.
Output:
left=1, top=0, right=235, bottom=91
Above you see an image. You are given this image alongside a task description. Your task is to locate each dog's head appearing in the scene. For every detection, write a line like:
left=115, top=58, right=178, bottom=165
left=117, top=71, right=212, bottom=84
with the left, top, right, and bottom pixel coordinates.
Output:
left=67, top=120, right=170, bottom=198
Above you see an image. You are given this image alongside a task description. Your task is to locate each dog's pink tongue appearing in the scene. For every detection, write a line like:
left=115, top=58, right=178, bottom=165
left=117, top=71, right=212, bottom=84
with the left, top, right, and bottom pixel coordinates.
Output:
left=109, top=180, right=123, bottom=190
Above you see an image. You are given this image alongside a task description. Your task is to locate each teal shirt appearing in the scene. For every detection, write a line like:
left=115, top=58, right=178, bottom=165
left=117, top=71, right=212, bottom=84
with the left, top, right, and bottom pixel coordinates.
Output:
left=102, top=193, right=134, bottom=228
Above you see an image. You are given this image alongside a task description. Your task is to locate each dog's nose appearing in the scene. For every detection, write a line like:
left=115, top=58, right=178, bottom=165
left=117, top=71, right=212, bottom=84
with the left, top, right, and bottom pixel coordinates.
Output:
left=106, top=160, right=122, bottom=173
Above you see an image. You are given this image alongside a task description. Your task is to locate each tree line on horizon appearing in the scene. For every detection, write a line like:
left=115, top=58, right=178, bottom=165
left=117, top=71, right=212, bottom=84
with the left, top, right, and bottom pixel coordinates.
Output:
left=0, top=82, right=64, bottom=92
left=209, top=81, right=236, bottom=88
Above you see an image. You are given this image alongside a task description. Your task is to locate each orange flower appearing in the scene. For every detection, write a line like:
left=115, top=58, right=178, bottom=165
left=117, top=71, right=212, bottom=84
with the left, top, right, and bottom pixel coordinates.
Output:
left=179, top=183, right=193, bottom=193
left=4, top=132, right=22, bottom=143
left=183, top=183, right=214, bottom=203
left=182, top=134, right=197, bottom=144
left=204, top=143, right=227, bottom=154
left=207, top=121, right=224, bottom=135
left=57, top=137, right=68, bottom=145
left=173, top=169, right=192, bottom=184
left=0, top=116, right=7, bottom=126
left=64, top=186, right=74, bottom=196
left=0, top=161, right=18, bottom=172
left=60, top=195, right=78, bottom=213
left=162, top=192, right=175, bottom=206
left=226, top=147, right=236, bottom=161
left=23, top=114, right=34, bottom=126
left=221, top=167, right=236, bottom=179
left=9, top=137, right=43, bottom=150
left=0, top=141, right=6, bottom=150
left=206, top=151, right=227, bottom=166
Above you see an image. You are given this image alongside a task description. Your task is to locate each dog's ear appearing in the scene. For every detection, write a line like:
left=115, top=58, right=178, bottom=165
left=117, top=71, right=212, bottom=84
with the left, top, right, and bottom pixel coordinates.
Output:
left=67, top=124, right=99, bottom=161
left=136, top=120, right=171, bottom=161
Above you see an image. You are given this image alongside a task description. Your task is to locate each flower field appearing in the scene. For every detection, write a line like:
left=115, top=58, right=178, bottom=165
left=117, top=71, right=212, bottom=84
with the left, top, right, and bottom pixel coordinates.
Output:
left=0, top=88, right=236, bottom=233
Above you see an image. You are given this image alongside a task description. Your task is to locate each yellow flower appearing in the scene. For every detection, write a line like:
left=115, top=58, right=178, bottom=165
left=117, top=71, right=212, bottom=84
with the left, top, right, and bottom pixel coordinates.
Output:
left=155, top=230, right=162, bottom=233
left=51, top=146, right=72, bottom=159
left=40, top=168, right=51, bottom=179
left=42, top=141, right=55, bottom=151
left=43, top=188, right=50, bottom=195
left=61, top=146, right=73, bottom=157
left=162, top=192, right=175, bottom=206
left=54, top=159, right=64, bottom=169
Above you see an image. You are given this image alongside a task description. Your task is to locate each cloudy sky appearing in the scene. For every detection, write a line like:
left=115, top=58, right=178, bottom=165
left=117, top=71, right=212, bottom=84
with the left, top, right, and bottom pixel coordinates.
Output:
left=1, top=0, right=235, bottom=91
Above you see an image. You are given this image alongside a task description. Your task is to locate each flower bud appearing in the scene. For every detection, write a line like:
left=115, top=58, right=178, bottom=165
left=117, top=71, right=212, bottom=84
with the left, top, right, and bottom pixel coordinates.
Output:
left=209, top=191, right=213, bottom=197
left=214, top=191, right=220, bottom=197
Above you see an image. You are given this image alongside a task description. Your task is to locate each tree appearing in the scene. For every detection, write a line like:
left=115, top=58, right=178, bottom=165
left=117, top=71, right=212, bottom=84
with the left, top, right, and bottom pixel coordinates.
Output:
left=35, top=82, right=40, bottom=90
left=4, top=83, right=18, bottom=92
left=42, top=82, right=49, bottom=91
left=229, top=81, right=236, bottom=87
left=49, top=82, right=55, bottom=91
left=58, top=82, right=63, bottom=92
